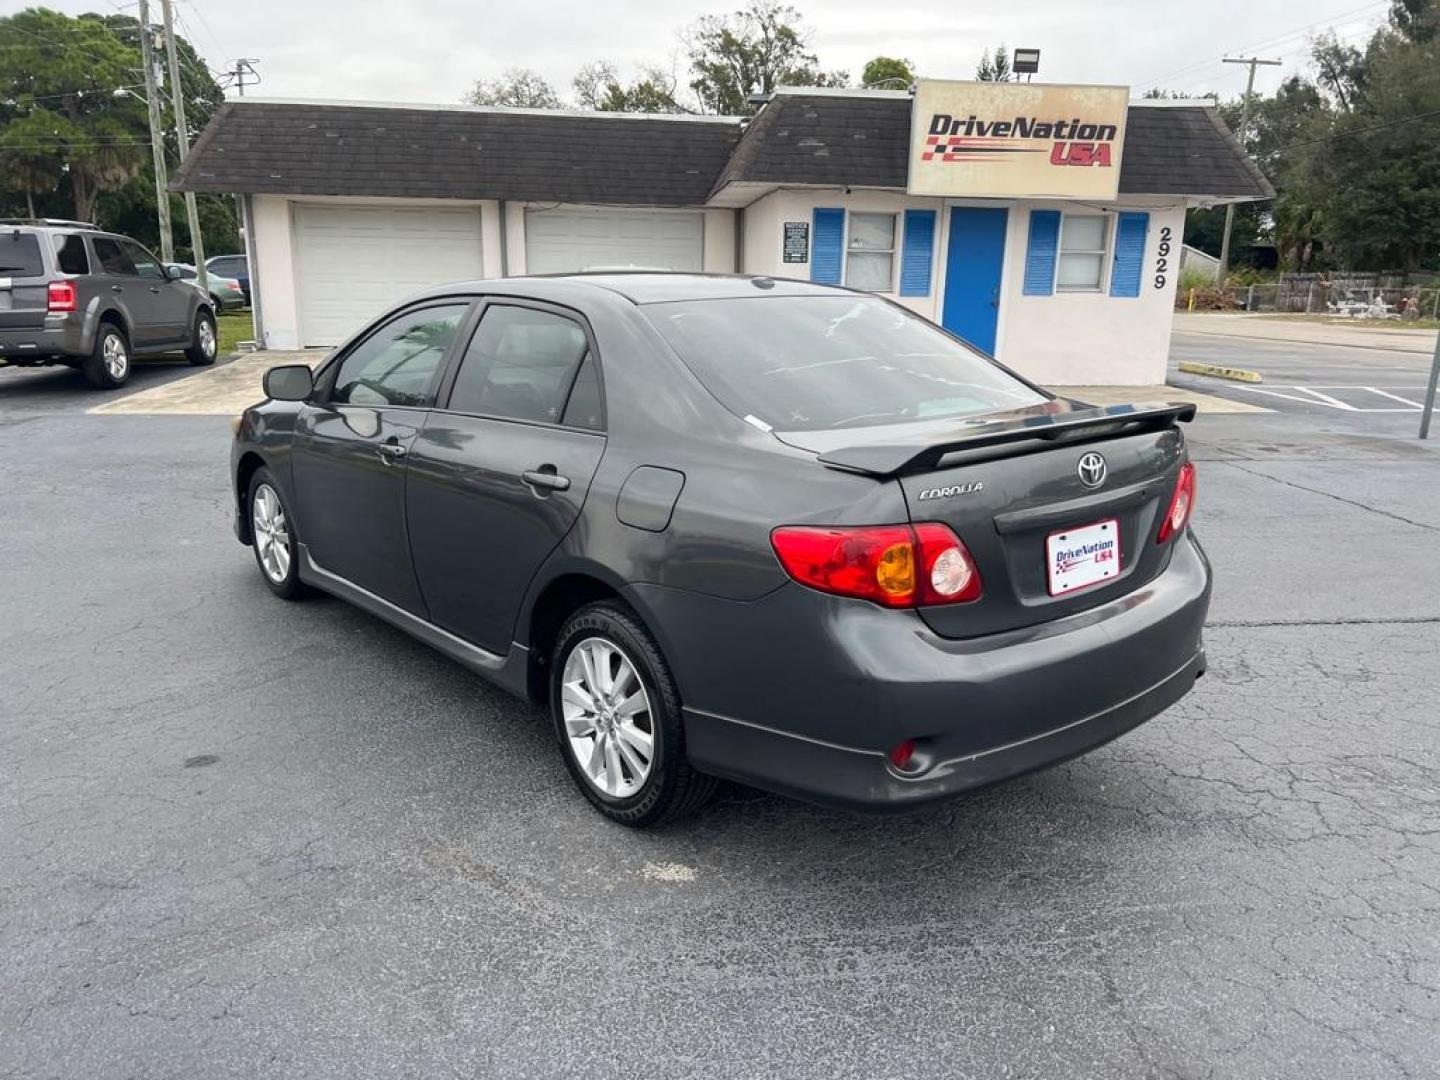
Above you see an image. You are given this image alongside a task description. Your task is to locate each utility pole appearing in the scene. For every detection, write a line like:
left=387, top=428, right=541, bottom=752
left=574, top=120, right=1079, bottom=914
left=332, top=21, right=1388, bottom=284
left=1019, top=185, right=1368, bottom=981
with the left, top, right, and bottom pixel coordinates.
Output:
left=160, top=0, right=205, bottom=291
left=1216, top=56, right=1281, bottom=282
left=222, top=59, right=261, bottom=96
left=1420, top=328, right=1439, bottom=439
left=137, top=0, right=173, bottom=260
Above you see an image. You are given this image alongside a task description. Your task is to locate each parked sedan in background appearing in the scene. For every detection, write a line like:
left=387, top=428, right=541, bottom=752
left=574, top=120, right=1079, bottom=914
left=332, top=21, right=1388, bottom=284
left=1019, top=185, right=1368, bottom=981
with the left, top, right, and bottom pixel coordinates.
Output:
left=164, top=263, right=246, bottom=311
left=205, top=254, right=249, bottom=304
left=230, top=274, right=1209, bottom=827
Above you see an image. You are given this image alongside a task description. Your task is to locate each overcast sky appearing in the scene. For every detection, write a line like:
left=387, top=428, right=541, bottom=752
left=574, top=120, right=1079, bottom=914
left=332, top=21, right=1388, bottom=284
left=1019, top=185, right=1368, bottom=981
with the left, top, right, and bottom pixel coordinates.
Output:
left=50, top=0, right=1394, bottom=107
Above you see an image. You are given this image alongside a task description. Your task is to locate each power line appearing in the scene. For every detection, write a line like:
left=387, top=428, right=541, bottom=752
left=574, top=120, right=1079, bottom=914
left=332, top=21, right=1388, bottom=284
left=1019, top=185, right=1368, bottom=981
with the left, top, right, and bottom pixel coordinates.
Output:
left=1131, top=0, right=1389, bottom=91
left=177, top=0, right=226, bottom=67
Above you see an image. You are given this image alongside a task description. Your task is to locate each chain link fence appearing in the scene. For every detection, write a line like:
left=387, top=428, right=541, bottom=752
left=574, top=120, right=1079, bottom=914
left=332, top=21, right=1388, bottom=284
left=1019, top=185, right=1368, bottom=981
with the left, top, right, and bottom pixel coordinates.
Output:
left=1181, top=281, right=1440, bottom=321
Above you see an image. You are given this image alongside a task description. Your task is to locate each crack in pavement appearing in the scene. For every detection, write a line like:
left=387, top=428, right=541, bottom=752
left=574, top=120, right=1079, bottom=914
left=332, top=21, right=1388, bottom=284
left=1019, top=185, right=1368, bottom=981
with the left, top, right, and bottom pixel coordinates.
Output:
left=1218, top=460, right=1440, bottom=533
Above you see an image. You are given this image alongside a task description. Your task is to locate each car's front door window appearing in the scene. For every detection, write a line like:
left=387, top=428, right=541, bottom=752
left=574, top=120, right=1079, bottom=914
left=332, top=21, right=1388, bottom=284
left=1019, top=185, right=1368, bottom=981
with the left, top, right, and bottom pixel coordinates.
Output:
left=330, top=304, right=468, bottom=408
left=91, top=238, right=137, bottom=276
left=122, top=241, right=165, bottom=281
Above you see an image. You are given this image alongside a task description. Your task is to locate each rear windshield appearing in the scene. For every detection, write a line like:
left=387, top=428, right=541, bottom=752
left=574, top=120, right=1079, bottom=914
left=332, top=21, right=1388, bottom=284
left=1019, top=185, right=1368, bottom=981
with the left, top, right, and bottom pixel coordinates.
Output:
left=0, top=233, right=46, bottom=277
left=643, top=295, right=1045, bottom=431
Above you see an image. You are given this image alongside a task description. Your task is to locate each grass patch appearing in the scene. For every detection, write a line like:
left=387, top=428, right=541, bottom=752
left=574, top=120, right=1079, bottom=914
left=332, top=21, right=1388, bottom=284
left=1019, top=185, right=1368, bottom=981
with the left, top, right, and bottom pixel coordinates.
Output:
left=216, top=310, right=254, bottom=355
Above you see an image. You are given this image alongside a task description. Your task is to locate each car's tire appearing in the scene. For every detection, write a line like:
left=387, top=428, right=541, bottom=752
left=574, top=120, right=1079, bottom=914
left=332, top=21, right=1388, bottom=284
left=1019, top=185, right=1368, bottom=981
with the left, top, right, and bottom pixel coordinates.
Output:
left=550, top=602, right=716, bottom=827
left=247, top=467, right=305, bottom=600
left=83, top=322, right=131, bottom=389
left=186, top=309, right=218, bottom=366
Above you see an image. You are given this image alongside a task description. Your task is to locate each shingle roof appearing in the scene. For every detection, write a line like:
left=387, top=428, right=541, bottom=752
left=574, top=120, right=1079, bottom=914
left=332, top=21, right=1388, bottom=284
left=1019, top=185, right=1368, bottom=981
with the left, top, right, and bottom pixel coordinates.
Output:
left=710, top=92, right=1274, bottom=201
left=172, top=101, right=740, bottom=206
left=174, top=94, right=1272, bottom=206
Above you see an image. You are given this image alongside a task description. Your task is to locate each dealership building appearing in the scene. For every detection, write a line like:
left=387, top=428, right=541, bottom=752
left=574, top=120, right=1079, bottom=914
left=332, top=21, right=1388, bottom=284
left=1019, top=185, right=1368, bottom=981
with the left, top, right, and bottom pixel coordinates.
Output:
left=174, top=82, right=1270, bottom=385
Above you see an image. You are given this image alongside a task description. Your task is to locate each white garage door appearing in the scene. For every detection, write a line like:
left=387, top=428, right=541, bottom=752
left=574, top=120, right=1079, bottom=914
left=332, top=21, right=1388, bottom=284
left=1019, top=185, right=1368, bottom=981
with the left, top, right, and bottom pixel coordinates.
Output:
left=293, top=203, right=485, bottom=346
left=524, top=209, right=703, bottom=275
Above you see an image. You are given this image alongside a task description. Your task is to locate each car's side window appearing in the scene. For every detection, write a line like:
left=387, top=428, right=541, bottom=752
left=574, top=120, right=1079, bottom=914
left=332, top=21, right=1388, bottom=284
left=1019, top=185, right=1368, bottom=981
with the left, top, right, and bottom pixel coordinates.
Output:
left=123, top=241, right=164, bottom=280
left=54, top=234, right=90, bottom=275
left=560, top=354, right=603, bottom=431
left=448, top=305, right=595, bottom=427
left=330, top=304, right=468, bottom=408
left=92, top=238, right=137, bottom=276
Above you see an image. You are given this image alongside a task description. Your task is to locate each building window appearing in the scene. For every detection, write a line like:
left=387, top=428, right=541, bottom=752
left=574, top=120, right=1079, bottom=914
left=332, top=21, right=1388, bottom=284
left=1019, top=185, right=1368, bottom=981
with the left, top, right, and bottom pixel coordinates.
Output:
left=845, top=213, right=896, bottom=292
left=1056, top=214, right=1109, bottom=291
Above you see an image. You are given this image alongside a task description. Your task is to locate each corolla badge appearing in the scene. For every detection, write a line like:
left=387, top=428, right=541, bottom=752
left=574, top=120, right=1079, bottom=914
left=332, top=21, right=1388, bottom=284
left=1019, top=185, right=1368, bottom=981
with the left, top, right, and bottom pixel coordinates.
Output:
left=1077, top=452, right=1108, bottom=488
left=917, top=481, right=983, bottom=501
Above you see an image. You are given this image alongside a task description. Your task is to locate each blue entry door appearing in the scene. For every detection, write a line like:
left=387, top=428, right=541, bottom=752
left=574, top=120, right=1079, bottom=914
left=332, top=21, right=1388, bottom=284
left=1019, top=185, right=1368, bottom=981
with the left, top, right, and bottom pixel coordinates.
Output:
left=941, top=207, right=1008, bottom=356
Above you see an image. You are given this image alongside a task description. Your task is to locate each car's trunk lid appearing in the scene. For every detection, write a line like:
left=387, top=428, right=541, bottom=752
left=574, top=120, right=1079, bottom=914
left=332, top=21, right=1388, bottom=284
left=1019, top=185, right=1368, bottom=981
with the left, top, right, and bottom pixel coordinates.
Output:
left=776, top=400, right=1194, bottom=639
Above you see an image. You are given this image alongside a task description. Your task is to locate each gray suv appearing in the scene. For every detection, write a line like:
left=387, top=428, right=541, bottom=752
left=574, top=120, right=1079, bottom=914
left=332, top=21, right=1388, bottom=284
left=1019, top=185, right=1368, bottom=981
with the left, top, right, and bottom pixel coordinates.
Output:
left=0, top=220, right=218, bottom=389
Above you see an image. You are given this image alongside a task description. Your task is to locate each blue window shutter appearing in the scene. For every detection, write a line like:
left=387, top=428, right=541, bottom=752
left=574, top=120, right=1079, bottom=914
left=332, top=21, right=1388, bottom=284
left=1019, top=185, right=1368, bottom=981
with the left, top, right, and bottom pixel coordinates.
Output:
left=1022, top=210, right=1061, bottom=296
left=898, top=210, right=937, bottom=297
left=1110, top=211, right=1150, bottom=298
left=811, top=208, right=844, bottom=285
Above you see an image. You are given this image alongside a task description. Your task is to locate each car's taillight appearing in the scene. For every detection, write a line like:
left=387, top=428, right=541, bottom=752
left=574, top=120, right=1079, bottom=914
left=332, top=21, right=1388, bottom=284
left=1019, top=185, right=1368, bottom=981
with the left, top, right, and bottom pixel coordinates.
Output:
left=770, top=523, right=982, bottom=608
left=1157, top=462, right=1196, bottom=543
left=47, top=280, right=76, bottom=313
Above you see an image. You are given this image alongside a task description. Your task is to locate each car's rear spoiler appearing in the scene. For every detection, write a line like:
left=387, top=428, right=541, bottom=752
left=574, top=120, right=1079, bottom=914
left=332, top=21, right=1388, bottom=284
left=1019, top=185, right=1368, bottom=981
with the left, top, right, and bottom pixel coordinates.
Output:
left=815, top=401, right=1197, bottom=477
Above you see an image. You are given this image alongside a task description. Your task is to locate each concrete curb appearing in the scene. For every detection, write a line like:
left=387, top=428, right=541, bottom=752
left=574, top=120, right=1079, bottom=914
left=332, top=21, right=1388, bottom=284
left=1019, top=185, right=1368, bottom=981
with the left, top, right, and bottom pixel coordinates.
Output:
left=1177, top=361, right=1263, bottom=384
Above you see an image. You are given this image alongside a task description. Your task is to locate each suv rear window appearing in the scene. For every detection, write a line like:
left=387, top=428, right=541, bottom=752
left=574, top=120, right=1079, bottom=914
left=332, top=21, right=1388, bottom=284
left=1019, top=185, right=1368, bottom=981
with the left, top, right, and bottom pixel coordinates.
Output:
left=0, top=233, right=46, bottom=277
left=643, top=295, right=1045, bottom=432
left=54, top=234, right=89, bottom=275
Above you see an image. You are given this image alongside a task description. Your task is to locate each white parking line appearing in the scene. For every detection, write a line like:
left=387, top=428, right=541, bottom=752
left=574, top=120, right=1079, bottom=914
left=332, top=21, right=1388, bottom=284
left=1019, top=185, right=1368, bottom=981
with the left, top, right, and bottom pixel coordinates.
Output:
left=1230, top=384, right=1435, bottom=412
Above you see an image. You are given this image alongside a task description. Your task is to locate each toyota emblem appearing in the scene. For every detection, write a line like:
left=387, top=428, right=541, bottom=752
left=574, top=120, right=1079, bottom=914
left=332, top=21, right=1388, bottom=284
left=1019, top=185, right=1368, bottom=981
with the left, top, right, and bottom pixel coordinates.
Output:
left=1077, top=452, right=1108, bottom=488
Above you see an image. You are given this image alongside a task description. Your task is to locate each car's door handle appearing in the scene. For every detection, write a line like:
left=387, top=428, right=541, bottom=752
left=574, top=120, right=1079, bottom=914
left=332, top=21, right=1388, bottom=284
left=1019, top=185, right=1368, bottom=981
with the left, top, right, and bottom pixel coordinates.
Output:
left=522, top=468, right=571, bottom=493
left=376, top=442, right=408, bottom=464
left=110, top=285, right=123, bottom=293
left=149, top=286, right=161, bottom=294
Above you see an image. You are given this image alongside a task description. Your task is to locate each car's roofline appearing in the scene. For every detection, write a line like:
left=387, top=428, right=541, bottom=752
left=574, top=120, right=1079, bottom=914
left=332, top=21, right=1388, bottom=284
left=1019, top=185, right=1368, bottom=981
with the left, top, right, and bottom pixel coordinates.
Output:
left=409, top=272, right=863, bottom=306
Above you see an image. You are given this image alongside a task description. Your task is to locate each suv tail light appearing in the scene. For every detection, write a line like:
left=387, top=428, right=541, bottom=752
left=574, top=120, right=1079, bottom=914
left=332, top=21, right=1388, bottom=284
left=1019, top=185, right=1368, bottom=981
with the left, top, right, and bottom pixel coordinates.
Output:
left=1157, top=462, right=1196, bottom=543
left=47, top=280, right=77, bottom=313
left=771, top=523, right=982, bottom=608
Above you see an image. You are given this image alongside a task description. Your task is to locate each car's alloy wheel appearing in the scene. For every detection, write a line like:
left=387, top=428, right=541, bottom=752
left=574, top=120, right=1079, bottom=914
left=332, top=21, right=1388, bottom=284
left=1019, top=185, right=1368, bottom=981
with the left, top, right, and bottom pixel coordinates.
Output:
left=102, top=332, right=128, bottom=380
left=84, top=325, right=131, bottom=389
left=251, top=483, right=292, bottom=584
left=550, top=602, right=716, bottom=826
left=187, top=311, right=218, bottom=366
left=561, top=636, right=655, bottom=798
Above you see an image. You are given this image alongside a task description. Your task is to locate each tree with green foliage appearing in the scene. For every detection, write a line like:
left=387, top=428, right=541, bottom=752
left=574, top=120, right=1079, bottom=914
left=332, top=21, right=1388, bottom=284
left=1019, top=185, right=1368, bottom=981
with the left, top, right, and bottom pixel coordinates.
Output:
left=860, top=56, right=915, bottom=89
left=976, top=46, right=1012, bottom=82
left=687, top=1, right=848, bottom=115
left=465, top=69, right=563, bottom=109
left=0, top=8, right=148, bottom=221
left=0, top=7, right=237, bottom=256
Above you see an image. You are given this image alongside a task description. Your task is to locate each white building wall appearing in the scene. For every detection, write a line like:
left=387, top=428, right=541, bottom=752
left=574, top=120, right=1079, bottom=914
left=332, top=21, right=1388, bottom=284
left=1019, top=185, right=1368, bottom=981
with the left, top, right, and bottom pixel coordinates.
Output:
left=995, top=200, right=1186, bottom=386
left=251, top=194, right=299, bottom=350
left=739, top=189, right=945, bottom=319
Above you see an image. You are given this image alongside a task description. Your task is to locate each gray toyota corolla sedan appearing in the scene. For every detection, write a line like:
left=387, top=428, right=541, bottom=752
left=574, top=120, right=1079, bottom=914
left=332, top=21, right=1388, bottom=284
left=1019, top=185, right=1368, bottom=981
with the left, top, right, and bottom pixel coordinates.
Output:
left=231, top=273, right=1209, bottom=826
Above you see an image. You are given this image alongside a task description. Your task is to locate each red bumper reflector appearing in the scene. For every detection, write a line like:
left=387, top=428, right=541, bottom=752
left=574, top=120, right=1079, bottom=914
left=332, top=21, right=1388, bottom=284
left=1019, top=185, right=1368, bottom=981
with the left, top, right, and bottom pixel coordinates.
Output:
left=888, top=739, right=917, bottom=769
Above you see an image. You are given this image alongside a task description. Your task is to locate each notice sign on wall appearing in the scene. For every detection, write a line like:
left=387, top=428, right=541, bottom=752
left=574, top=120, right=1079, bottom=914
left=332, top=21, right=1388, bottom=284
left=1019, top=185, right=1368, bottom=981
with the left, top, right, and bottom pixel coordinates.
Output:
left=908, top=80, right=1128, bottom=200
left=783, top=221, right=809, bottom=263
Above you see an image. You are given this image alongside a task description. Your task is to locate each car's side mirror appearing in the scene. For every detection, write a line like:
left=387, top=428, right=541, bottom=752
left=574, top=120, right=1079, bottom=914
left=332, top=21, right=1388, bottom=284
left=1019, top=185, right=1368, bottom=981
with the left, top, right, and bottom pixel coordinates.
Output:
left=163, top=264, right=184, bottom=281
left=263, top=364, right=314, bottom=402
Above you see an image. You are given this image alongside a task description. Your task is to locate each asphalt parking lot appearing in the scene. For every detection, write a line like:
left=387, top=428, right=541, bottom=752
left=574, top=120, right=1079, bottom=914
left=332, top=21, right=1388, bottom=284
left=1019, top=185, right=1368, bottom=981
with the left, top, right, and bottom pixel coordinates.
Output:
left=3, top=336, right=1439, bottom=1078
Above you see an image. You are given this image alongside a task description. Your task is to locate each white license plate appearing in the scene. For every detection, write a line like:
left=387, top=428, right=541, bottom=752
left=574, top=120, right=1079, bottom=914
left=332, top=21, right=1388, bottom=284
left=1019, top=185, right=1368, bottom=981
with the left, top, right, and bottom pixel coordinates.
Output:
left=1046, top=518, right=1121, bottom=596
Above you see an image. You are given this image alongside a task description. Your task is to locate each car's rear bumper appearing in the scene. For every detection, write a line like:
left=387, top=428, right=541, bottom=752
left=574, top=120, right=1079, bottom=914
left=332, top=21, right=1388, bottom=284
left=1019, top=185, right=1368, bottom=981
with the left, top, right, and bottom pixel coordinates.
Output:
left=632, top=531, right=1211, bottom=812
left=0, top=315, right=87, bottom=361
